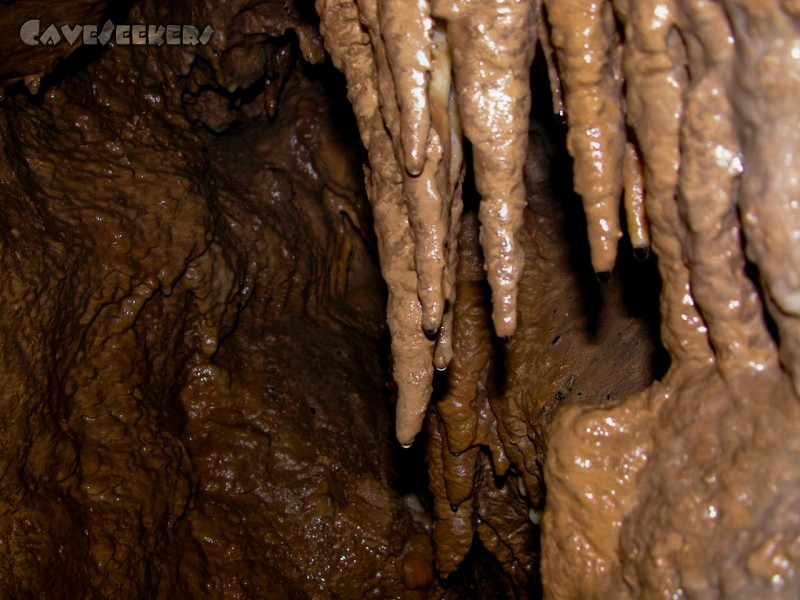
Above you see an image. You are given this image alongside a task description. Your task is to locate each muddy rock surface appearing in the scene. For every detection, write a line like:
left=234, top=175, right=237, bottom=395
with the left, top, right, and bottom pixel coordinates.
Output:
left=0, top=5, right=430, bottom=595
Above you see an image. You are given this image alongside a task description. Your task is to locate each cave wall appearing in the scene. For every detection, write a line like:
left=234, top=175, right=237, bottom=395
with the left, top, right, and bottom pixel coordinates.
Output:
left=0, top=2, right=434, bottom=597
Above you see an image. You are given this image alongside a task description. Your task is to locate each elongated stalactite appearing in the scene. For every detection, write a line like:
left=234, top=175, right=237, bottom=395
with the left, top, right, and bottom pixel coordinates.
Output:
left=316, top=0, right=536, bottom=446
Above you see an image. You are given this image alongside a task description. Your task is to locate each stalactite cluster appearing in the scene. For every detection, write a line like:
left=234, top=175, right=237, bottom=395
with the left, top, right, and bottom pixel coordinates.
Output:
left=318, top=0, right=800, bottom=596
left=314, top=0, right=657, bottom=447
left=316, top=0, right=540, bottom=447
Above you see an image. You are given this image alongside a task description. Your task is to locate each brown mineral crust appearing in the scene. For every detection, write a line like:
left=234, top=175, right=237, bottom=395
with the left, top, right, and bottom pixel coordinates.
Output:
left=0, top=83, right=207, bottom=596
left=474, top=453, right=537, bottom=593
left=616, top=369, right=800, bottom=598
left=476, top=383, right=512, bottom=478
left=426, top=411, right=475, bottom=577
left=168, top=79, right=431, bottom=598
left=0, top=116, right=92, bottom=598
left=440, top=440, right=480, bottom=509
left=6, top=42, right=255, bottom=583
left=0, top=8, right=435, bottom=595
left=398, top=532, right=436, bottom=591
left=436, top=212, right=492, bottom=455
left=118, top=0, right=325, bottom=134
left=176, top=318, right=430, bottom=598
left=138, top=0, right=325, bottom=93
left=541, top=384, right=656, bottom=599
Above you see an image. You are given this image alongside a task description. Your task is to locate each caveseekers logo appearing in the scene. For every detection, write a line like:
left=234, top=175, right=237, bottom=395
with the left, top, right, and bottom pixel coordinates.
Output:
left=20, top=19, right=214, bottom=46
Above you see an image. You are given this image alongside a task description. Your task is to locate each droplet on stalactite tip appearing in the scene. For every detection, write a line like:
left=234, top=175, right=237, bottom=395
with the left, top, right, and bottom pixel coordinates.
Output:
left=24, top=75, right=41, bottom=95
left=405, top=150, right=424, bottom=177
left=633, top=246, right=650, bottom=262
left=596, top=270, right=612, bottom=284
left=423, top=324, right=438, bottom=340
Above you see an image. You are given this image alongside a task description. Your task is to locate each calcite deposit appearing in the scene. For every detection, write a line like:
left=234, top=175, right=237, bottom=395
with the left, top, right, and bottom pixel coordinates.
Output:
left=3, top=0, right=800, bottom=598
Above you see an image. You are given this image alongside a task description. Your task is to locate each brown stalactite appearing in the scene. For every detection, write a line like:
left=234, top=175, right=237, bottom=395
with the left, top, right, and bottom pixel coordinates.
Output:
left=436, top=212, right=491, bottom=455
left=545, top=0, right=626, bottom=274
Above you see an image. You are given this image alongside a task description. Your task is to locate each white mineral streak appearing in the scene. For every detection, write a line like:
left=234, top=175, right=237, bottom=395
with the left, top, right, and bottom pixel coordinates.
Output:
left=545, top=0, right=625, bottom=275
left=431, top=24, right=463, bottom=370
left=535, top=0, right=566, bottom=118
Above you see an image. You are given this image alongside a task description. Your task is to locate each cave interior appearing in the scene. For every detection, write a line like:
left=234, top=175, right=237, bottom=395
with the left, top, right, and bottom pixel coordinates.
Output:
left=2, top=0, right=800, bottom=598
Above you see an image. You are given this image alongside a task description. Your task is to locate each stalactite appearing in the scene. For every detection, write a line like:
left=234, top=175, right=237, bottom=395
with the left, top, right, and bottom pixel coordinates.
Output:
left=318, top=0, right=527, bottom=446
left=678, top=46, right=776, bottom=376
left=316, top=0, right=436, bottom=448
left=434, top=0, right=536, bottom=338
left=436, top=212, right=490, bottom=454
left=545, top=0, right=625, bottom=276
left=377, top=0, right=432, bottom=176
left=614, top=0, right=713, bottom=365
left=723, top=1, right=800, bottom=392
left=426, top=411, right=475, bottom=576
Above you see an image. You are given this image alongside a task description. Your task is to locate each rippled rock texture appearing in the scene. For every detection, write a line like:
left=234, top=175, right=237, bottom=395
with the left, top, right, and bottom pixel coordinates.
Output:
left=0, top=1, right=433, bottom=596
